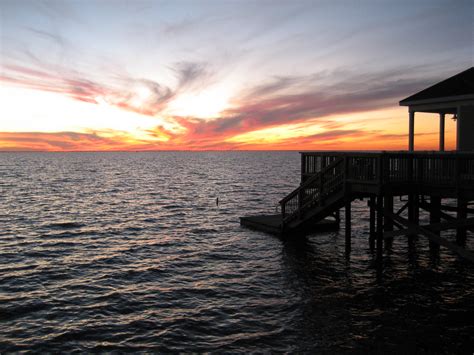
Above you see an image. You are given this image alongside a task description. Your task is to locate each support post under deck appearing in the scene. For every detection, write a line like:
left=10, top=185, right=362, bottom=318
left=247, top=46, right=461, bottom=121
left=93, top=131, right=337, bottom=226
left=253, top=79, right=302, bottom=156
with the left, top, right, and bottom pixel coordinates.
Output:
left=457, top=197, right=468, bottom=245
left=430, top=196, right=441, bottom=252
left=384, top=196, right=394, bottom=247
left=345, top=199, right=351, bottom=253
left=408, top=194, right=419, bottom=239
left=369, top=196, right=376, bottom=250
left=376, top=196, right=384, bottom=256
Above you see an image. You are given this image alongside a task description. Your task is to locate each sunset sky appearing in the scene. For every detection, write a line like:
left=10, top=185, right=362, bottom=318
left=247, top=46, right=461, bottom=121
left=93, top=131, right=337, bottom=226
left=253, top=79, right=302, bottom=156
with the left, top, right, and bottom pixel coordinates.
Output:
left=0, top=0, right=472, bottom=151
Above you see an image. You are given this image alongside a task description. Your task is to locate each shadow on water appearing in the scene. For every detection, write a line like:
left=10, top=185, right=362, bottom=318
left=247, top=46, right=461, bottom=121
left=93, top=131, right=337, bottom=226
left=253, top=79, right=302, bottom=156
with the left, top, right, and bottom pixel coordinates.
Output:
left=279, top=230, right=474, bottom=353
left=279, top=235, right=364, bottom=352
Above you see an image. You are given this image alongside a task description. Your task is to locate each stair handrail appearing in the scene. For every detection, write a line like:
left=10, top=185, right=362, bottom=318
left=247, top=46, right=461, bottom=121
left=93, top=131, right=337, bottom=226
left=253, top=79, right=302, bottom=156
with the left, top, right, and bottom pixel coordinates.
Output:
left=279, top=157, right=344, bottom=221
left=279, top=156, right=344, bottom=204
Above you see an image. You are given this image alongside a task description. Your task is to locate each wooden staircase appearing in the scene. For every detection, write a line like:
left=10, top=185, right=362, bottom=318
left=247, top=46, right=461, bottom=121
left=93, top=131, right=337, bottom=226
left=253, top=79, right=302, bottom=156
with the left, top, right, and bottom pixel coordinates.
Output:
left=279, top=157, right=349, bottom=233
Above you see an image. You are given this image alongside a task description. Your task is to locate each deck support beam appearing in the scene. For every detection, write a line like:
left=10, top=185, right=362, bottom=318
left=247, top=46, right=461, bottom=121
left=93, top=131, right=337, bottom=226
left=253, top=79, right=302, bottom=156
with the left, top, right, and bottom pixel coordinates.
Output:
left=384, top=217, right=474, bottom=238
left=419, top=199, right=474, bottom=233
left=384, top=211, right=474, bottom=262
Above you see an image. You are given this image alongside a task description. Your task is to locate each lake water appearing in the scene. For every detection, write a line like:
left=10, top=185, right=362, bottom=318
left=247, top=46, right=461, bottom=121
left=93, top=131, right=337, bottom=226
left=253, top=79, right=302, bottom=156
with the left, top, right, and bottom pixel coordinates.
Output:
left=0, top=152, right=473, bottom=352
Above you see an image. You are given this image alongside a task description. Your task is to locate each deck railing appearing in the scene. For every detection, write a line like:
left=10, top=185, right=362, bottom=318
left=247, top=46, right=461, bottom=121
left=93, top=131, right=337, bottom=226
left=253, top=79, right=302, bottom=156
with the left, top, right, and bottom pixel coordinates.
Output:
left=281, top=151, right=474, bottom=225
left=280, top=157, right=345, bottom=223
left=301, top=151, right=474, bottom=186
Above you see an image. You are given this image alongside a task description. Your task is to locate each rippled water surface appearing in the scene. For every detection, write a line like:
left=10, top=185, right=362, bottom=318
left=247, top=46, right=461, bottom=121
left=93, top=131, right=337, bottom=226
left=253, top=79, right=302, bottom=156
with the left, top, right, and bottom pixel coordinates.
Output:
left=1, top=152, right=473, bottom=353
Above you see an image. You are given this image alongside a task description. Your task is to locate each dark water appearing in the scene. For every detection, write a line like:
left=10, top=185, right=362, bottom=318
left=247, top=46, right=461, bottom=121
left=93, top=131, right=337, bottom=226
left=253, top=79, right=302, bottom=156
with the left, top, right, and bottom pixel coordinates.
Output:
left=0, top=152, right=473, bottom=353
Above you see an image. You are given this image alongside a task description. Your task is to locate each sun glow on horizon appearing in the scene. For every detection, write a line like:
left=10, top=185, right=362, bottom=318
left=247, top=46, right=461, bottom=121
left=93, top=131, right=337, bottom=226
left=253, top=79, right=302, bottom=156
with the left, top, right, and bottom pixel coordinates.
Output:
left=129, top=84, right=154, bottom=108
left=0, top=85, right=168, bottom=135
left=166, top=87, right=232, bottom=119
left=0, top=82, right=457, bottom=151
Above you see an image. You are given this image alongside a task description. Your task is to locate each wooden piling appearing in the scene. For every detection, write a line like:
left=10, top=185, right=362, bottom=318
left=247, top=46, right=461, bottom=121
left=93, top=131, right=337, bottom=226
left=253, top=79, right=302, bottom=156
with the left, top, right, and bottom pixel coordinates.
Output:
left=414, top=194, right=420, bottom=224
left=384, top=195, right=394, bottom=247
left=457, top=197, right=468, bottom=245
left=376, top=196, right=384, bottom=255
left=408, top=194, right=419, bottom=240
left=429, top=196, right=441, bottom=252
left=345, top=200, right=351, bottom=253
left=369, top=196, right=376, bottom=250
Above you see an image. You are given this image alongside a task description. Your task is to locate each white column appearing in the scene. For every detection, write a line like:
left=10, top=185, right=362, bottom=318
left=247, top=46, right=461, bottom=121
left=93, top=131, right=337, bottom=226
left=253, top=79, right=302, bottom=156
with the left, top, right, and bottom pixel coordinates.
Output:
left=409, top=111, right=415, bottom=151
left=439, top=113, right=445, bottom=151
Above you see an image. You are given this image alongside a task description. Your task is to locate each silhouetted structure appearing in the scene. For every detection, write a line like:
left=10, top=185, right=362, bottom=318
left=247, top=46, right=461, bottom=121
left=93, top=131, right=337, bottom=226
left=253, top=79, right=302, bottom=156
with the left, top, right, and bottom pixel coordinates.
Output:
left=400, top=67, right=474, bottom=151
left=241, top=68, right=474, bottom=262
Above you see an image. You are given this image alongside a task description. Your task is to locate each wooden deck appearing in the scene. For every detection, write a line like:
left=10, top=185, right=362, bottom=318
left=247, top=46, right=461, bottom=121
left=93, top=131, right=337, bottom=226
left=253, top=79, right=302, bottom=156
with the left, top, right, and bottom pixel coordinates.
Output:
left=240, top=151, right=474, bottom=261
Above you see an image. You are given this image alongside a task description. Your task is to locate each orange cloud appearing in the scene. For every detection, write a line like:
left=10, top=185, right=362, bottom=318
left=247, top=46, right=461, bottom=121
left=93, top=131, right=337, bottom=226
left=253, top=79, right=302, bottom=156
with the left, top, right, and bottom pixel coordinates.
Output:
left=0, top=126, right=452, bottom=152
left=0, top=131, right=140, bottom=151
left=0, top=62, right=452, bottom=151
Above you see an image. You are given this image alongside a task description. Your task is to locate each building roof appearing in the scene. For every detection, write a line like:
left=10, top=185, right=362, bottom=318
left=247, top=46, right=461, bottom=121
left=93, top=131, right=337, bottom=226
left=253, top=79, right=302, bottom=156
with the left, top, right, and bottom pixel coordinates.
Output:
left=400, top=67, right=474, bottom=105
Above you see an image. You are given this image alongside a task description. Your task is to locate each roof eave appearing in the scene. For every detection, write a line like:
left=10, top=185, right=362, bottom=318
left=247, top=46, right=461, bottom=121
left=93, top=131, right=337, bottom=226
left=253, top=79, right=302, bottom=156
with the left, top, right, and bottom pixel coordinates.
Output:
left=399, top=94, right=474, bottom=107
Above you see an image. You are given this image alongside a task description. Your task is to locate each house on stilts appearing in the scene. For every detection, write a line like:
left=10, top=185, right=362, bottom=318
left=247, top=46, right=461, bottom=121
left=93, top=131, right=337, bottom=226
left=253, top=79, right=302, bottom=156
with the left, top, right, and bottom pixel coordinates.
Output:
left=240, top=67, right=474, bottom=262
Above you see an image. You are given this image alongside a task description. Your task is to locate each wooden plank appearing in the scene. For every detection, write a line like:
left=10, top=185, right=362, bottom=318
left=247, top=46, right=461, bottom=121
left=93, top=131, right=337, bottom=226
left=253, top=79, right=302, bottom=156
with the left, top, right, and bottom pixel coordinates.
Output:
left=384, top=211, right=474, bottom=262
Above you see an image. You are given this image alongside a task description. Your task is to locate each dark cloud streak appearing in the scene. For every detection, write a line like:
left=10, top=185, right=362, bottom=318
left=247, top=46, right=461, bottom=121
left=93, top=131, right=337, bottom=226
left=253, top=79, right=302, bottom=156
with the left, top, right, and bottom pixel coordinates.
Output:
left=174, top=67, right=443, bottom=141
